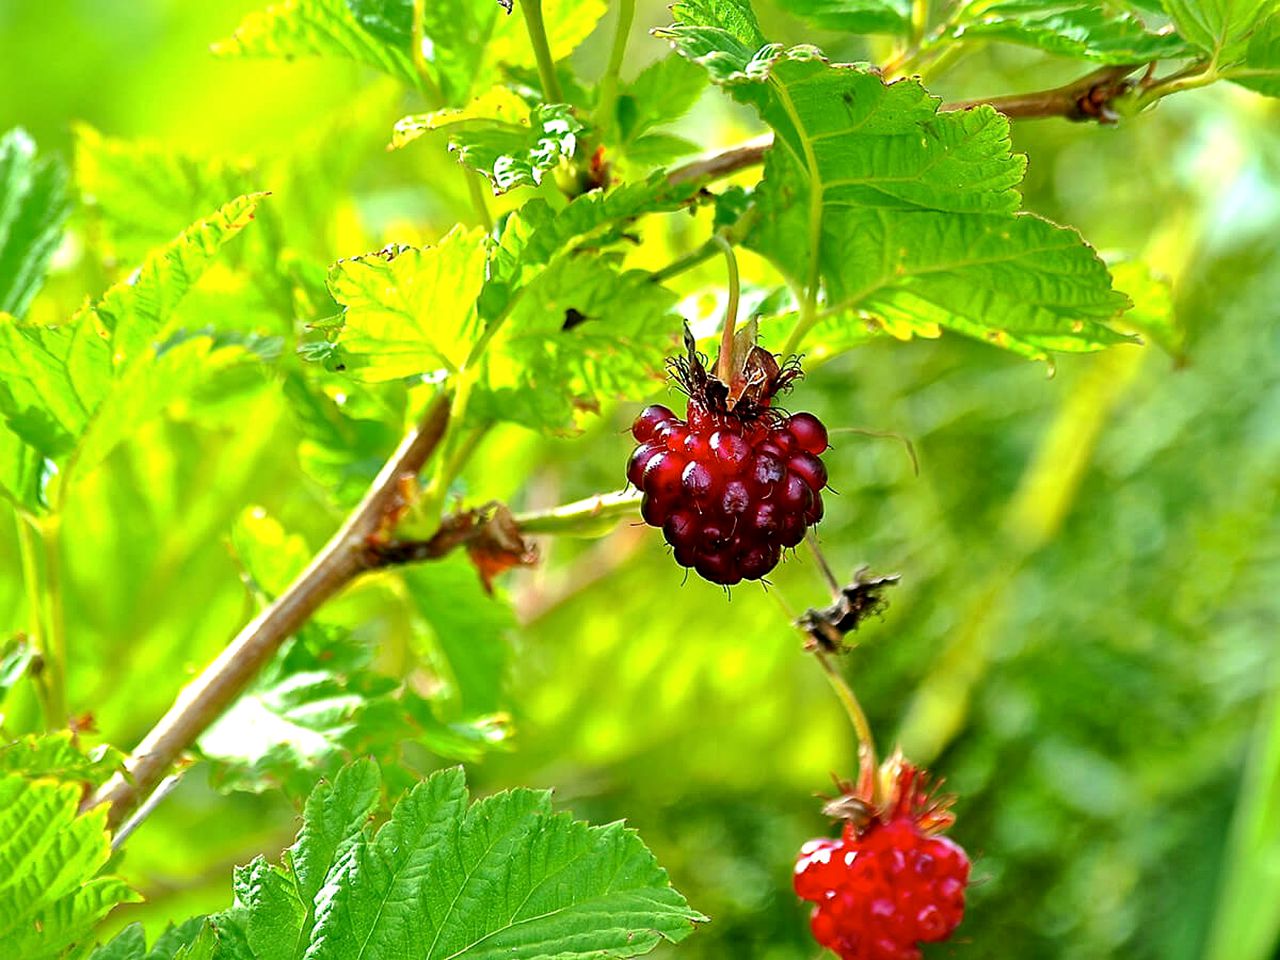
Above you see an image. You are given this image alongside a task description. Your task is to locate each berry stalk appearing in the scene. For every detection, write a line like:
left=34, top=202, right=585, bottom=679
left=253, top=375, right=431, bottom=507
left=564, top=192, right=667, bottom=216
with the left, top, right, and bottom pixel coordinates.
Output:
left=806, top=534, right=879, bottom=783
left=814, top=647, right=878, bottom=791
left=712, top=233, right=740, bottom=387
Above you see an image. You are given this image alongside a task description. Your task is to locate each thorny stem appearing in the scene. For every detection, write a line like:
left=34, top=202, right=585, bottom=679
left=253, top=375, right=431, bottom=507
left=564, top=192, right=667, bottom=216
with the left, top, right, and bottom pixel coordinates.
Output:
left=518, top=0, right=565, bottom=104
left=713, top=233, right=741, bottom=384
left=86, top=392, right=454, bottom=831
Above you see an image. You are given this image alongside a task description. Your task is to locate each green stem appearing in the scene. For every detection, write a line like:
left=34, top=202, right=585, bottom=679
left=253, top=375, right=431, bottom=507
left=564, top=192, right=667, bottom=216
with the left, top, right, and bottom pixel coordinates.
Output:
left=514, top=489, right=642, bottom=534
left=769, top=78, right=823, bottom=352
left=1129, top=62, right=1218, bottom=111
left=804, top=532, right=878, bottom=778
left=15, top=513, right=63, bottom=726
left=419, top=288, right=526, bottom=524
left=40, top=517, right=67, bottom=725
left=712, top=234, right=740, bottom=384
left=649, top=208, right=761, bottom=285
left=465, top=170, right=494, bottom=232
left=909, top=0, right=929, bottom=49
left=650, top=241, right=720, bottom=284
left=518, top=0, right=564, bottom=104
left=814, top=648, right=878, bottom=780
left=410, top=0, right=447, bottom=104
left=595, top=0, right=636, bottom=135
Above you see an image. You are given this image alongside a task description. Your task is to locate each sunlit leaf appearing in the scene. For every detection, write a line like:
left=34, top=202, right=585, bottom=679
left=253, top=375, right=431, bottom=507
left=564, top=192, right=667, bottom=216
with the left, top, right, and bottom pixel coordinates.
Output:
left=213, top=0, right=420, bottom=88
left=0, top=732, right=124, bottom=788
left=1162, top=0, right=1270, bottom=62
left=1223, top=11, right=1280, bottom=95
left=395, top=95, right=583, bottom=194
left=211, top=760, right=703, bottom=959
left=948, top=0, right=1194, bottom=63
left=475, top=257, right=681, bottom=431
left=324, top=226, right=488, bottom=380
left=778, top=0, right=914, bottom=36
left=0, top=774, right=139, bottom=959
left=0, top=194, right=267, bottom=510
left=660, top=2, right=1132, bottom=361
left=0, top=128, right=71, bottom=319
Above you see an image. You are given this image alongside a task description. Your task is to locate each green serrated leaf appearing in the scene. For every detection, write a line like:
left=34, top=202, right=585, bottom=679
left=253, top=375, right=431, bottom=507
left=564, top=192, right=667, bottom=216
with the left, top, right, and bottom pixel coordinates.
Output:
left=213, top=0, right=420, bottom=88
left=1223, top=11, right=1280, bottom=94
left=88, top=192, right=268, bottom=368
left=615, top=54, right=708, bottom=147
left=74, top=125, right=263, bottom=266
left=392, top=87, right=532, bottom=149
left=0, top=732, right=125, bottom=788
left=196, top=623, right=401, bottom=797
left=395, top=94, right=583, bottom=194
left=218, top=0, right=604, bottom=105
left=325, top=226, right=488, bottom=381
left=0, top=128, right=71, bottom=319
left=661, top=4, right=1132, bottom=361
left=212, top=761, right=702, bottom=960
left=476, top=258, right=681, bottom=431
left=345, top=0, right=412, bottom=48
left=1111, top=259, right=1182, bottom=358
left=483, top=173, right=702, bottom=321
left=0, top=774, right=140, bottom=959
left=288, top=757, right=382, bottom=907
left=1162, top=0, right=1270, bottom=62
left=86, top=922, right=147, bottom=960
left=0, top=194, right=267, bottom=510
left=777, top=0, right=914, bottom=36
left=949, top=0, right=1194, bottom=64
left=404, top=557, right=514, bottom=716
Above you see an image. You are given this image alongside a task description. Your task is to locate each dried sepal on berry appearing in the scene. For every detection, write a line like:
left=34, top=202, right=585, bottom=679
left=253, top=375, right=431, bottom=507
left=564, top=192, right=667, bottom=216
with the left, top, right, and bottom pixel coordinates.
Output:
left=798, top=568, right=900, bottom=654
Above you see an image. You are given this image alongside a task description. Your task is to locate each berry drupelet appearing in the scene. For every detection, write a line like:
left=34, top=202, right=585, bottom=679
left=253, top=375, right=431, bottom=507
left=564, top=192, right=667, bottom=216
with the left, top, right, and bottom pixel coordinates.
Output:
left=794, top=755, right=971, bottom=960
left=626, top=327, right=830, bottom=586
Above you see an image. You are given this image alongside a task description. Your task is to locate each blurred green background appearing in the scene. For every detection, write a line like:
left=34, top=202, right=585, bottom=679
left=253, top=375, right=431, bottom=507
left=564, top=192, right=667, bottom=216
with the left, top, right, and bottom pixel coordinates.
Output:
left=2, top=2, right=1279, bottom=959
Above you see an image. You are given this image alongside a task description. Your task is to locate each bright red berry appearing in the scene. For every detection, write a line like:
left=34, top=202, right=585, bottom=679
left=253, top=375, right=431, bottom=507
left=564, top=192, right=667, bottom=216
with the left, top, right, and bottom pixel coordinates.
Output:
left=626, top=328, right=829, bottom=585
left=794, top=756, right=970, bottom=960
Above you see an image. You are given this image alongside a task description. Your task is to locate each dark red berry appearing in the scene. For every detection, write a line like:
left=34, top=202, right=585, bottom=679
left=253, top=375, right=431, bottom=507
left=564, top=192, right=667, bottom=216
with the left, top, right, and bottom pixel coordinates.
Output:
left=681, top=461, right=714, bottom=500
left=625, top=332, right=828, bottom=586
left=786, top=412, right=829, bottom=454
left=749, top=452, right=786, bottom=490
left=631, top=404, right=675, bottom=442
left=721, top=480, right=750, bottom=515
left=709, top=430, right=750, bottom=471
left=643, top=452, right=684, bottom=500
left=789, top=451, right=828, bottom=491
left=626, top=443, right=661, bottom=488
